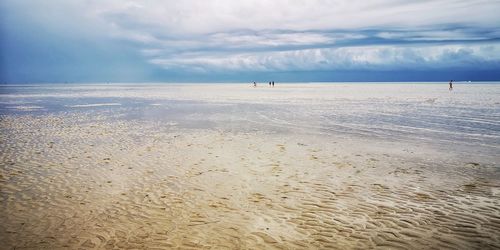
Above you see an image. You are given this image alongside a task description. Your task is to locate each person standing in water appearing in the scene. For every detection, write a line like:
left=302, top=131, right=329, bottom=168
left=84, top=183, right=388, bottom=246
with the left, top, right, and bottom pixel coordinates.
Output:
left=449, top=80, right=453, bottom=91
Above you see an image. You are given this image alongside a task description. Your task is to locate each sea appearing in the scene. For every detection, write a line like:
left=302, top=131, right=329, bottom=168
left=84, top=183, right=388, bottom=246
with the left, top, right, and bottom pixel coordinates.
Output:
left=1, top=82, right=499, bottom=164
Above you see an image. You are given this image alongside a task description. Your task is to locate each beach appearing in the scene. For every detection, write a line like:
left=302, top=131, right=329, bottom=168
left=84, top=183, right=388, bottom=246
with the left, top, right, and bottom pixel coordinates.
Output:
left=1, top=83, right=499, bottom=249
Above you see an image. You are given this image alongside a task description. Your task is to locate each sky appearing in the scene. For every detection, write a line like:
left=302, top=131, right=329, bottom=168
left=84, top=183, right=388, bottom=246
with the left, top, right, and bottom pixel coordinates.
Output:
left=1, top=0, right=500, bottom=83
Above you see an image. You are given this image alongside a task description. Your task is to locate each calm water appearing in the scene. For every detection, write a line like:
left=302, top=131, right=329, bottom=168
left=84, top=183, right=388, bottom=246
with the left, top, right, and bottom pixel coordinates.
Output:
left=1, top=83, right=499, bottom=162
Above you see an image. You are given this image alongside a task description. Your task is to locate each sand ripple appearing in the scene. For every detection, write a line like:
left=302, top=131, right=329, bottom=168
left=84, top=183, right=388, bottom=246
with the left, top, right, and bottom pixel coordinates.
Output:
left=1, top=114, right=499, bottom=249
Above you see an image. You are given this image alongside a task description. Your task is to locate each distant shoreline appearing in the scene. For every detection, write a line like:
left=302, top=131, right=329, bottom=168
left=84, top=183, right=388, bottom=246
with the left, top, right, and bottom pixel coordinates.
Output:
left=1, top=81, right=500, bottom=86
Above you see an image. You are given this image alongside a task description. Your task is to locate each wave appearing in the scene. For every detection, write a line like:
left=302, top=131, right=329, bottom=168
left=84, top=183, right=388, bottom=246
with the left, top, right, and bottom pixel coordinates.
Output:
left=7, top=105, right=44, bottom=110
left=67, top=103, right=121, bottom=108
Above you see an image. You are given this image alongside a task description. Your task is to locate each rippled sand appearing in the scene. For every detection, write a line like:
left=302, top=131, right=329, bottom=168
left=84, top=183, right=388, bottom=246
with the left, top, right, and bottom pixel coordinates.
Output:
left=1, top=110, right=499, bottom=249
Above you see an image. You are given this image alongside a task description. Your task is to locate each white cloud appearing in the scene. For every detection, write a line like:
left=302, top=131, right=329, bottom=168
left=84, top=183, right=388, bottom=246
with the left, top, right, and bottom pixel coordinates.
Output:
left=3, top=0, right=500, bottom=73
left=86, top=0, right=500, bottom=34
left=79, top=0, right=500, bottom=72
left=209, top=32, right=335, bottom=48
left=376, top=30, right=493, bottom=41
left=149, top=44, right=500, bottom=72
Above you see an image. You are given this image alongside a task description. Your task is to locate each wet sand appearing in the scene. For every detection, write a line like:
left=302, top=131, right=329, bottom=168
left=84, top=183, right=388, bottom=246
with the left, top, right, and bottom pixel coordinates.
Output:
left=1, top=112, right=499, bottom=249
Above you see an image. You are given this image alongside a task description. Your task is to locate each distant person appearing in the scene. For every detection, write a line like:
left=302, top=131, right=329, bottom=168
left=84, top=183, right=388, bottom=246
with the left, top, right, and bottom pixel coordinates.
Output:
left=272, top=81, right=275, bottom=87
left=449, top=80, right=453, bottom=91
left=269, top=81, right=271, bottom=86
left=253, top=82, right=257, bottom=87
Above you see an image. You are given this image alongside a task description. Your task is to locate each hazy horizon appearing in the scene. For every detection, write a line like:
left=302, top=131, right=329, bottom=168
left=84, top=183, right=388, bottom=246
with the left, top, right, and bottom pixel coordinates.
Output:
left=2, top=81, right=500, bottom=85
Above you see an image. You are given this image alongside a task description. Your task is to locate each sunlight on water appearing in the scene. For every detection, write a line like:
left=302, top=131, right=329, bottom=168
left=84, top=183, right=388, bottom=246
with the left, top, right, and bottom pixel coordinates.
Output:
left=1, top=82, right=499, bottom=161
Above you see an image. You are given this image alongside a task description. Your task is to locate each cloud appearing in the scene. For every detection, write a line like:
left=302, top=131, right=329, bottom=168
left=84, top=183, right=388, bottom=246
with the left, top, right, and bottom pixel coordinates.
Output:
left=2, top=0, right=500, bottom=82
left=149, top=44, right=500, bottom=72
left=81, top=0, right=500, bottom=72
left=90, top=0, right=500, bottom=34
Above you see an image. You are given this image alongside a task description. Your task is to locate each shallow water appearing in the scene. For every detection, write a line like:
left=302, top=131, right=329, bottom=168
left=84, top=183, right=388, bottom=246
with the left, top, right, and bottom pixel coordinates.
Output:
left=1, top=82, right=498, bottom=163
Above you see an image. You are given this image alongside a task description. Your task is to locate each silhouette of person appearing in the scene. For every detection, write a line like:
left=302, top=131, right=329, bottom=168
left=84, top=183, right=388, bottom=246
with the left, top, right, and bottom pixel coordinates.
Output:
left=272, top=81, right=274, bottom=87
left=269, top=81, right=271, bottom=86
left=449, top=80, right=453, bottom=91
left=253, top=82, right=257, bottom=87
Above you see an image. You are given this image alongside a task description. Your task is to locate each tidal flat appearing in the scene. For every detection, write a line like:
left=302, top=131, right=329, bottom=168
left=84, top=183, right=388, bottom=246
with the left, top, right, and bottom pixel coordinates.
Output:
left=1, top=83, right=499, bottom=249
